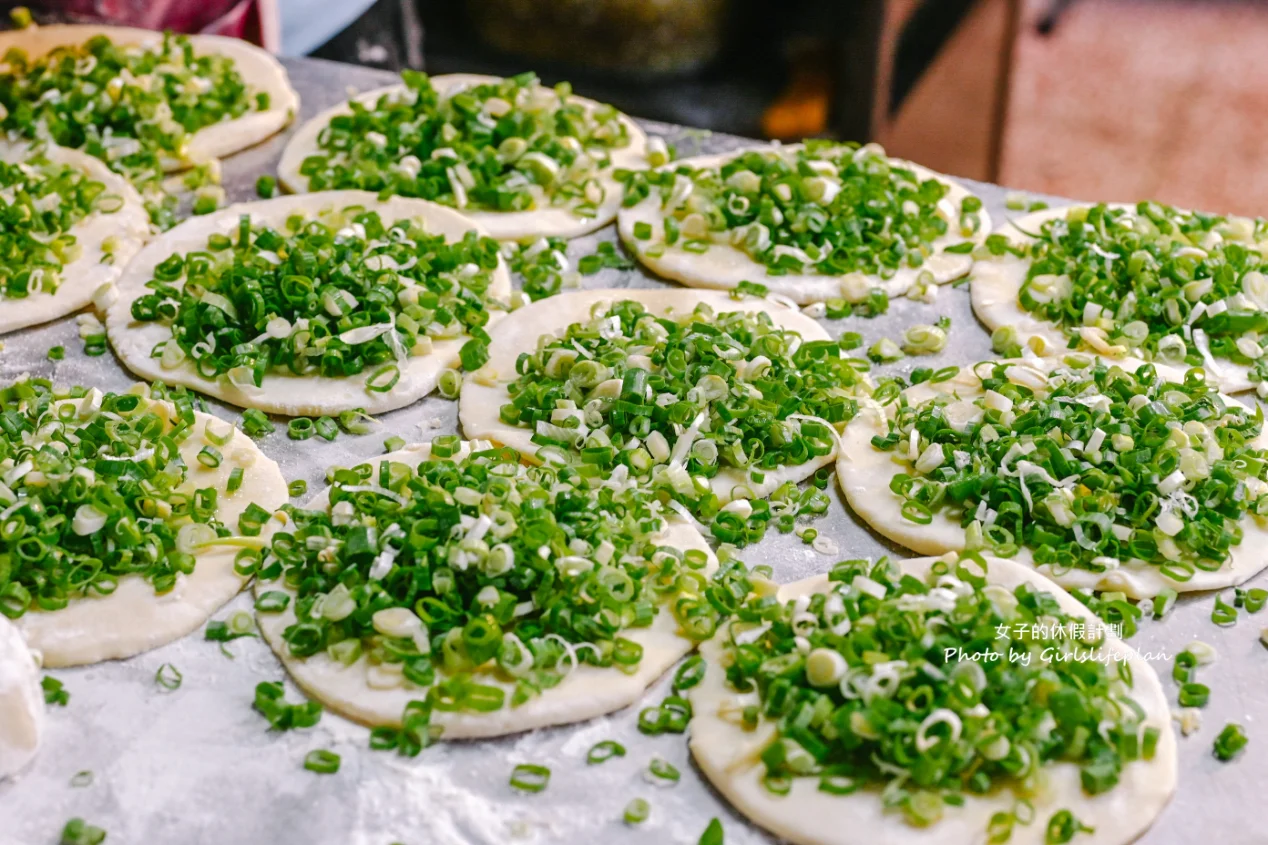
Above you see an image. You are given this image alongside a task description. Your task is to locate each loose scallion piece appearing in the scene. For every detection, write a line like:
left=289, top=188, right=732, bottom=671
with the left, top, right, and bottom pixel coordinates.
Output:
left=288, top=480, right=308, bottom=498
left=718, top=554, right=1159, bottom=828
left=1214, top=723, right=1248, bottom=761
left=623, top=798, right=650, bottom=825
left=587, top=740, right=626, bottom=765
left=620, top=141, right=977, bottom=296
left=42, top=676, right=69, bottom=706
left=876, top=359, right=1268, bottom=578
left=509, top=763, right=550, bottom=793
left=303, top=749, right=341, bottom=774
left=502, top=299, right=865, bottom=546
left=58, top=818, right=107, bottom=845
left=645, top=756, right=680, bottom=785
left=698, top=818, right=724, bottom=845
left=70, top=770, right=93, bottom=788
left=258, top=443, right=752, bottom=718
left=298, top=72, right=632, bottom=219
left=241, top=409, right=275, bottom=438
left=253, top=681, right=322, bottom=730
left=155, top=663, right=183, bottom=691
left=509, top=237, right=574, bottom=301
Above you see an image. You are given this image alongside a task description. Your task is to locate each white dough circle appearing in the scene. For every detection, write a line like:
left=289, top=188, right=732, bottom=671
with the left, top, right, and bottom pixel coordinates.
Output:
left=105, top=191, right=512, bottom=417
left=0, top=24, right=299, bottom=170
left=0, top=616, right=43, bottom=780
left=459, top=287, right=839, bottom=504
left=0, top=137, right=149, bottom=335
left=618, top=146, right=988, bottom=304
left=15, top=406, right=288, bottom=667
left=688, top=552, right=1177, bottom=845
left=255, top=440, right=717, bottom=738
left=277, top=74, right=648, bottom=241
left=836, top=356, right=1268, bottom=597
left=970, top=204, right=1246, bottom=392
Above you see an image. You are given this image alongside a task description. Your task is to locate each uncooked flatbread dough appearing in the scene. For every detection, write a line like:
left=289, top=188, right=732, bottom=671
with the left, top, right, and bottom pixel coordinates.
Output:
left=0, top=137, right=148, bottom=335
left=277, top=73, right=648, bottom=240
left=971, top=204, right=1251, bottom=392
left=836, top=356, right=1268, bottom=597
left=689, top=552, right=1177, bottom=845
left=16, top=404, right=288, bottom=667
left=459, top=287, right=840, bottom=504
left=0, top=24, right=298, bottom=170
left=106, top=191, right=512, bottom=417
left=618, top=145, right=989, bottom=304
left=255, top=440, right=717, bottom=738
left=0, top=617, right=43, bottom=779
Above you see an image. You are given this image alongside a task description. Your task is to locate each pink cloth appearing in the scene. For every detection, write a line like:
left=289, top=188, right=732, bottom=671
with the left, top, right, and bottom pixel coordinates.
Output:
left=25, top=0, right=280, bottom=49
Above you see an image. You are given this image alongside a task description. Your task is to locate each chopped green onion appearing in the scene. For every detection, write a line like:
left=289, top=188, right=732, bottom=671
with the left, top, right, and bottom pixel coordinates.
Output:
left=155, top=663, right=183, bottom=691
left=384, top=436, right=406, bottom=453
left=47, top=346, right=65, bottom=361
left=256, top=175, right=278, bottom=199
left=42, top=676, right=70, bottom=706
left=623, top=798, right=650, bottom=825
left=253, top=681, right=322, bottom=731
left=303, top=749, right=341, bottom=774
left=509, top=763, right=551, bottom=793
left=288, top=480, right=308, bottom=498
left=58, top=818, right=106, bottom=845
left=587, top=740, right=627, bottom=765
left=1214, top=723, right=1248, bottom=761
left=70, top=770, right=93, bottom=788
left=1045, top=809, right=1093, bottom=844
left=646, top=756, right=680, bottom=784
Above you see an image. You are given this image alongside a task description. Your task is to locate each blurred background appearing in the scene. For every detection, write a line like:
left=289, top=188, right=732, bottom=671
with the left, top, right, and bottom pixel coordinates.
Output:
left=8, top=0, right=1268, bottom=216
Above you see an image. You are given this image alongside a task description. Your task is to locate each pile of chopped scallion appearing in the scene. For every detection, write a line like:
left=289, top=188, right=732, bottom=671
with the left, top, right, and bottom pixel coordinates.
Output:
left=0, top=150, right=116, bottom=299
left=996, top=202, right=1268, bottom=380
left=875, top=358, right=1268, bottom=581
left=0, top=378, right=239, bottom=618
left=0, top=32, right=267, bottom=227
left=130, top=206, right=503, bottom=392
left=297, top=71, right=632, bottom=217
left=620, top=140, right=978, bottom=294
left=256, top=438, right=752, bottom=718
left=499, top=299, right=868, bottom=544
left=719, top=555, right=1157, bottom=833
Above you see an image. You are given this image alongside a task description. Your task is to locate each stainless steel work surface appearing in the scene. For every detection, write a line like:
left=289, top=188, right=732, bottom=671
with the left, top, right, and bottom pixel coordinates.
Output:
left=0, top=56, right=1260, bottom=845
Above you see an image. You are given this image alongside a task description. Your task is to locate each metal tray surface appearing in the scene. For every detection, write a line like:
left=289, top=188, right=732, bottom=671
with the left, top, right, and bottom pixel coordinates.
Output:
left=0, top=56, right=1261, bottom=845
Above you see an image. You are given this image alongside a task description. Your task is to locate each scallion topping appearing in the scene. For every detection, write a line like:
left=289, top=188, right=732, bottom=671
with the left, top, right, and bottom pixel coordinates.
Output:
left=717, top=555, right=1158, bottom=827
left=875, top=359, right=1268, bottom=577
left=509, top=763, right=550, bottom=793
left=303, top=748, right=341, bottom=774
left=298, top=72, right=632, bottom=217
left=621, top=141, right=976, bottom=289
left=155, top=663, right=182, bottom=691
left=130, top=207, right=503, bottom=392
left=1214, top=722, right=1248, bottom=761
left=501, top=299, right=864, bottom=545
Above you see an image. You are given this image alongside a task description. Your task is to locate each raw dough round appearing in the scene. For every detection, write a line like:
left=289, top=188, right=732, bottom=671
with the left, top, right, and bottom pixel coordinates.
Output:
left=971, top=204, right=1249, bottom=392
left=0, top=137, right=148, bottom=335
left=689, top=552, right=1177, bottom=845
left=0, top=617, right=43, bottom=779
left=15, top=404, right=288, bottom=667
left=255, top=440, right=717, bottom=738
left=277, top=74, right=647, bottom=241
left=618, top=146, right=988, bottom=304
left=0, top=24, right=299, bottom=170
left=106, top=191, right=512, bottom=417
left=459, top=287, right=839, bottom=504
left=836, top=356, right=1268, bottom=597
